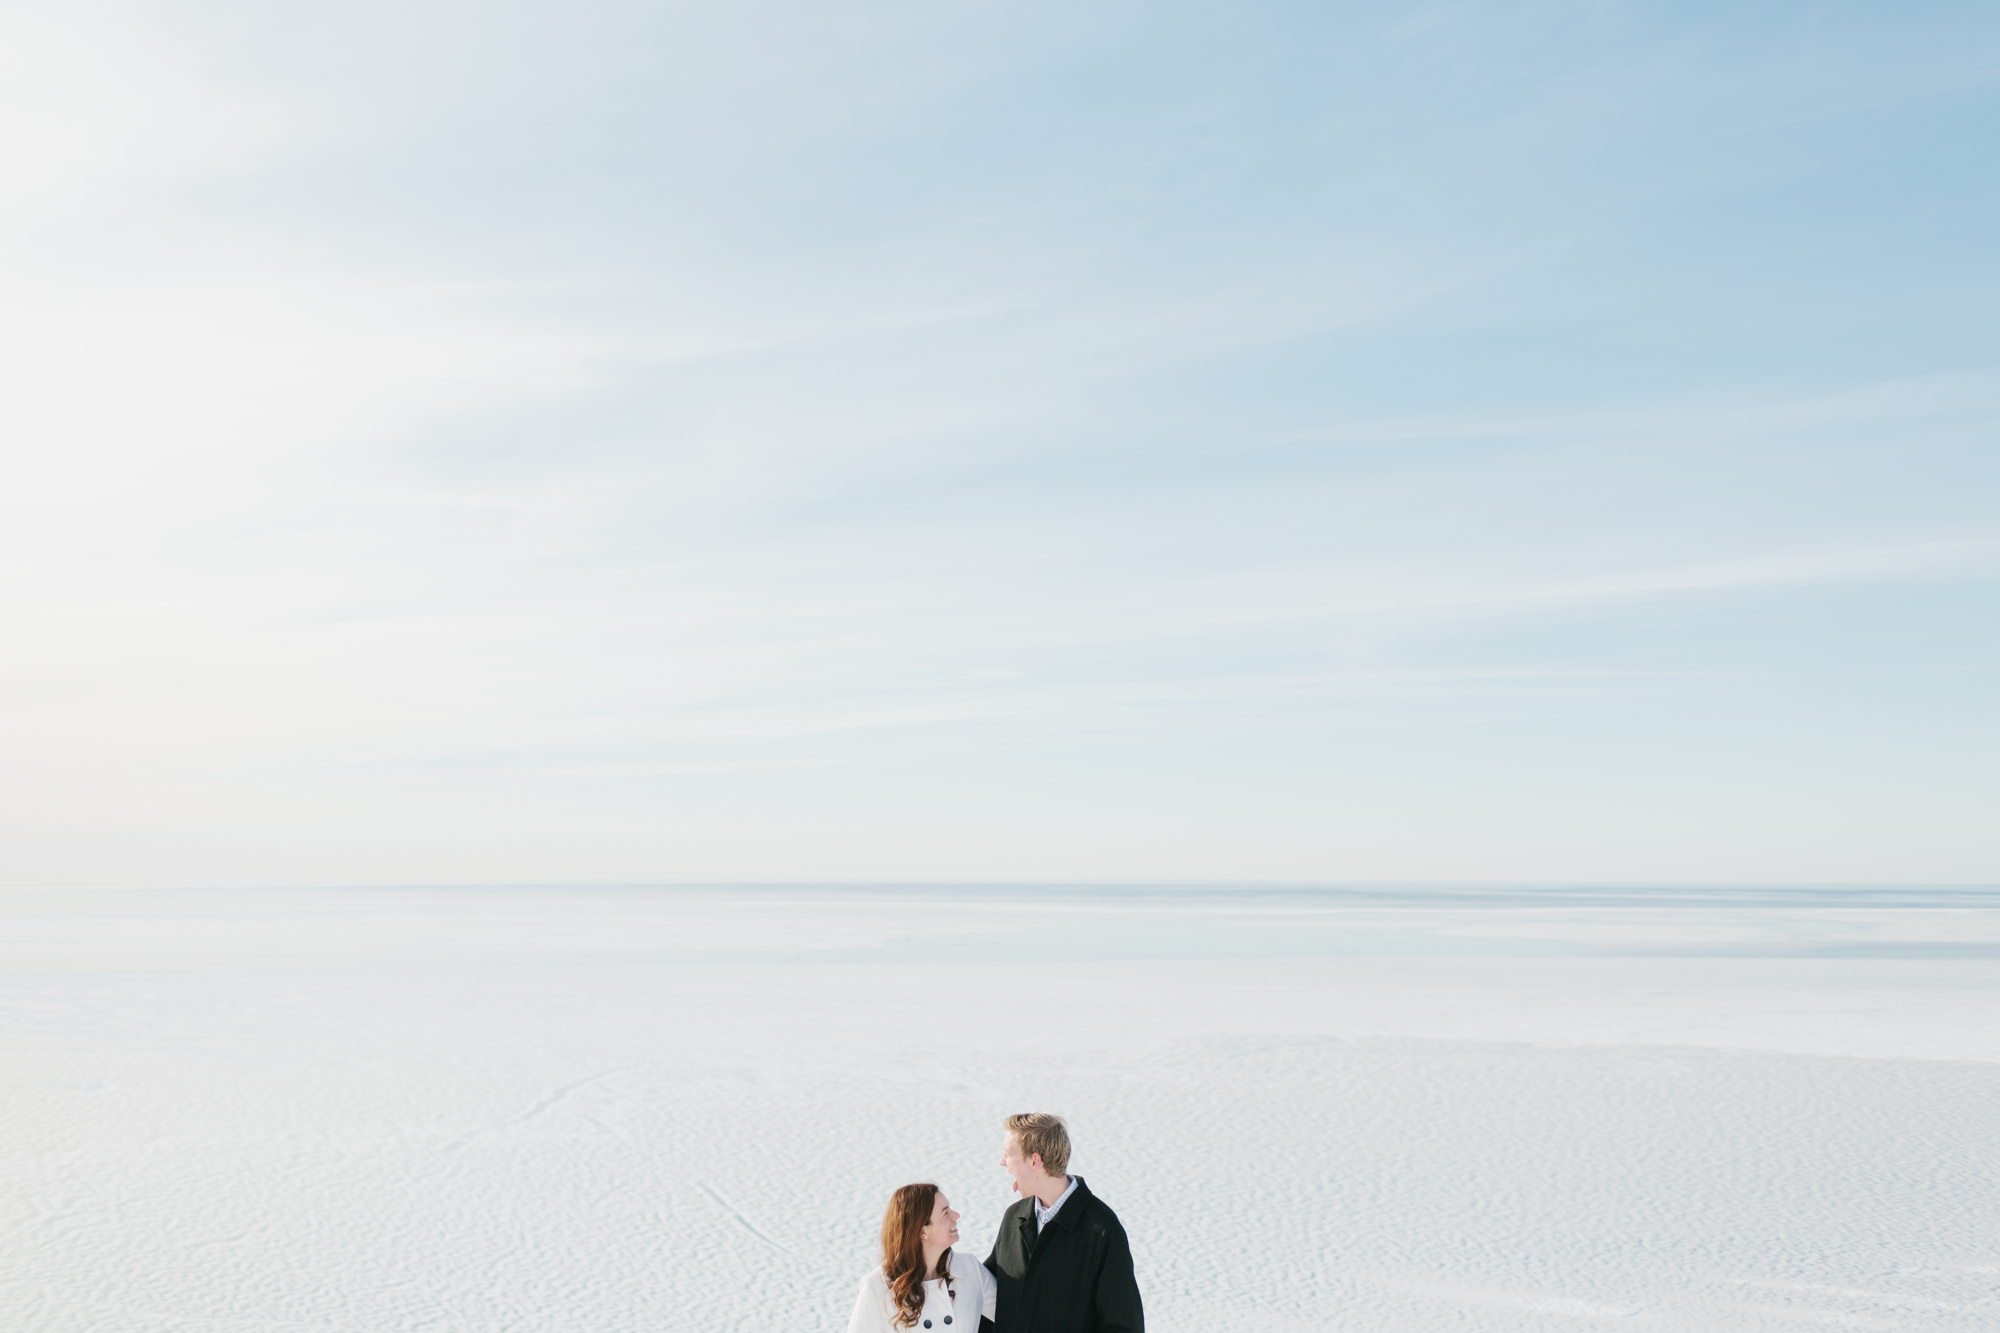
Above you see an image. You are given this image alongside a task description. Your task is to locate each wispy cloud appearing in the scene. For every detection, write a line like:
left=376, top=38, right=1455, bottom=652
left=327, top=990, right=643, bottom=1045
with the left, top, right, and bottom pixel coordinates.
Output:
left=2, top=1, right=1996, bottom=883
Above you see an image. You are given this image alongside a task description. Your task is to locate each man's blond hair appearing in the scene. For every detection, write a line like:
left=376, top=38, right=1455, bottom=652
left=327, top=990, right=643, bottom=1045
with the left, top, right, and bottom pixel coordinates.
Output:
left=1004, top=1112, right=1071, bottom=1176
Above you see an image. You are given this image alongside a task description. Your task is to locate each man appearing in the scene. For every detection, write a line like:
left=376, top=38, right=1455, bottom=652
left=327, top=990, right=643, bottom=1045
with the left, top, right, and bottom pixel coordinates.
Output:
left=982, top=1113, right=1142, bottom=1333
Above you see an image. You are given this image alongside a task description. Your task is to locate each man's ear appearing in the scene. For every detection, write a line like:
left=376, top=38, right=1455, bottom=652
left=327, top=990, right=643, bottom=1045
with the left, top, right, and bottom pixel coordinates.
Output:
left=1028, top=1154, right=1044, bottom=1174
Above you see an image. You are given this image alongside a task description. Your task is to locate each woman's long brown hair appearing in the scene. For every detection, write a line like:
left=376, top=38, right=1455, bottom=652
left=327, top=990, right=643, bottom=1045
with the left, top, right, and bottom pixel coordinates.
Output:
left=880, top=1183, right=955, bottom=1330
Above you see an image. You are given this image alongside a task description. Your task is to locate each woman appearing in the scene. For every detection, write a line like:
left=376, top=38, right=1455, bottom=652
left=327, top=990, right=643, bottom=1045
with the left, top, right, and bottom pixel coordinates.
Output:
left=847, top=1183, right=996, bottom=1333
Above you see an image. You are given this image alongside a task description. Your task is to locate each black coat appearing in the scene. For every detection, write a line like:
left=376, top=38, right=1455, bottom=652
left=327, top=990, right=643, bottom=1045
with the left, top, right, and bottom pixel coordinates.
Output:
left=982, top=1177, right=1143, bottom=1333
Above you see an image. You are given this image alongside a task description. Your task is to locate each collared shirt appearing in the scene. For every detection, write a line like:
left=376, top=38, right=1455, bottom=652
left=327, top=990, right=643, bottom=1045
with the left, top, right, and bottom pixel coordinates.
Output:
left=1034, top=1175, right=1079, bottom=1232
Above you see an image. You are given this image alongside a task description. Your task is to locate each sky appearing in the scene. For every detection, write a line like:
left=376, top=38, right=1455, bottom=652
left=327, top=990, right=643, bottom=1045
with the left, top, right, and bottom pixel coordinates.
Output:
left=2, top=1, right=1996, bottom=886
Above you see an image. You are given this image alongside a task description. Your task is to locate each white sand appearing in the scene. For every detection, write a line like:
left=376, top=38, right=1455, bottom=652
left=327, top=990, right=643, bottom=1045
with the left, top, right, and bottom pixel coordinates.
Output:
left=4, top=886, right=1997, bottom=1331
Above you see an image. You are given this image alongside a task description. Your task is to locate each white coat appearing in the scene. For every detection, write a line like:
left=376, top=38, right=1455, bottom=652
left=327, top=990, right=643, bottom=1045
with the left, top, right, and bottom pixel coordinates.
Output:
left=846, top=1248, right=995, bottom=1333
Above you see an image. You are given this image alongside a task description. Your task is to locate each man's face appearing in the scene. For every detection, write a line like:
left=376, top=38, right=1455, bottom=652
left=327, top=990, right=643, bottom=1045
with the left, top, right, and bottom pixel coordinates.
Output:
left=1000, top=1133, right=1039, bottom=1194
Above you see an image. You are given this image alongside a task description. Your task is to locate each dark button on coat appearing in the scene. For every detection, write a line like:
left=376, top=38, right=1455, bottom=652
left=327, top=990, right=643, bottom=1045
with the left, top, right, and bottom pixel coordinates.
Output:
left=981, top=1177, right=1142, bottom=1333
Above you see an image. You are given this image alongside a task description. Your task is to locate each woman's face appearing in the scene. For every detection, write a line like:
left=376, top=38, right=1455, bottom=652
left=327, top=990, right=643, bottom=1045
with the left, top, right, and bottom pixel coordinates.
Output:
left=921, top=1191, right=961, bottom=1251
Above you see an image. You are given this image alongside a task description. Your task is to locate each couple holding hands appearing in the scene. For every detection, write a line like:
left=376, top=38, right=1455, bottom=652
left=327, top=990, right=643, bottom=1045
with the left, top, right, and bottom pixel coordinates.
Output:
left=847, top=1113, right=1143, bottom=1333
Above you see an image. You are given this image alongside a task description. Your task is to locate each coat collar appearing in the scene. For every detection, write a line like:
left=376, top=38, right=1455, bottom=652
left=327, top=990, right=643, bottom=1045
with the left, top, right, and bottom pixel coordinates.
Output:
left=1046, top=1175, right=1091, bottom=1230
left=1021, top=1175, right=1093, bottom=1236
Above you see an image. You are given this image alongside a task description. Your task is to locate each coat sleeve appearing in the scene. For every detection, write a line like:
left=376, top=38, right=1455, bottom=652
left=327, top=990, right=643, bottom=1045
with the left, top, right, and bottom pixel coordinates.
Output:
left=978, top=1254, right=998, bottom=1321
left=1091, top=1217, right=1144, bottom=1333
left=847, top=1273, right=886, bottom=1333
left=981, top=1235, right=1001, bottom=1332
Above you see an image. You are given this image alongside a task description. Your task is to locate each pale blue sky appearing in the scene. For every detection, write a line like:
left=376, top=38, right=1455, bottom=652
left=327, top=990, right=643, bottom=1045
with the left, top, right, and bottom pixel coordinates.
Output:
left=2, top=2, right=1995, bottom=884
